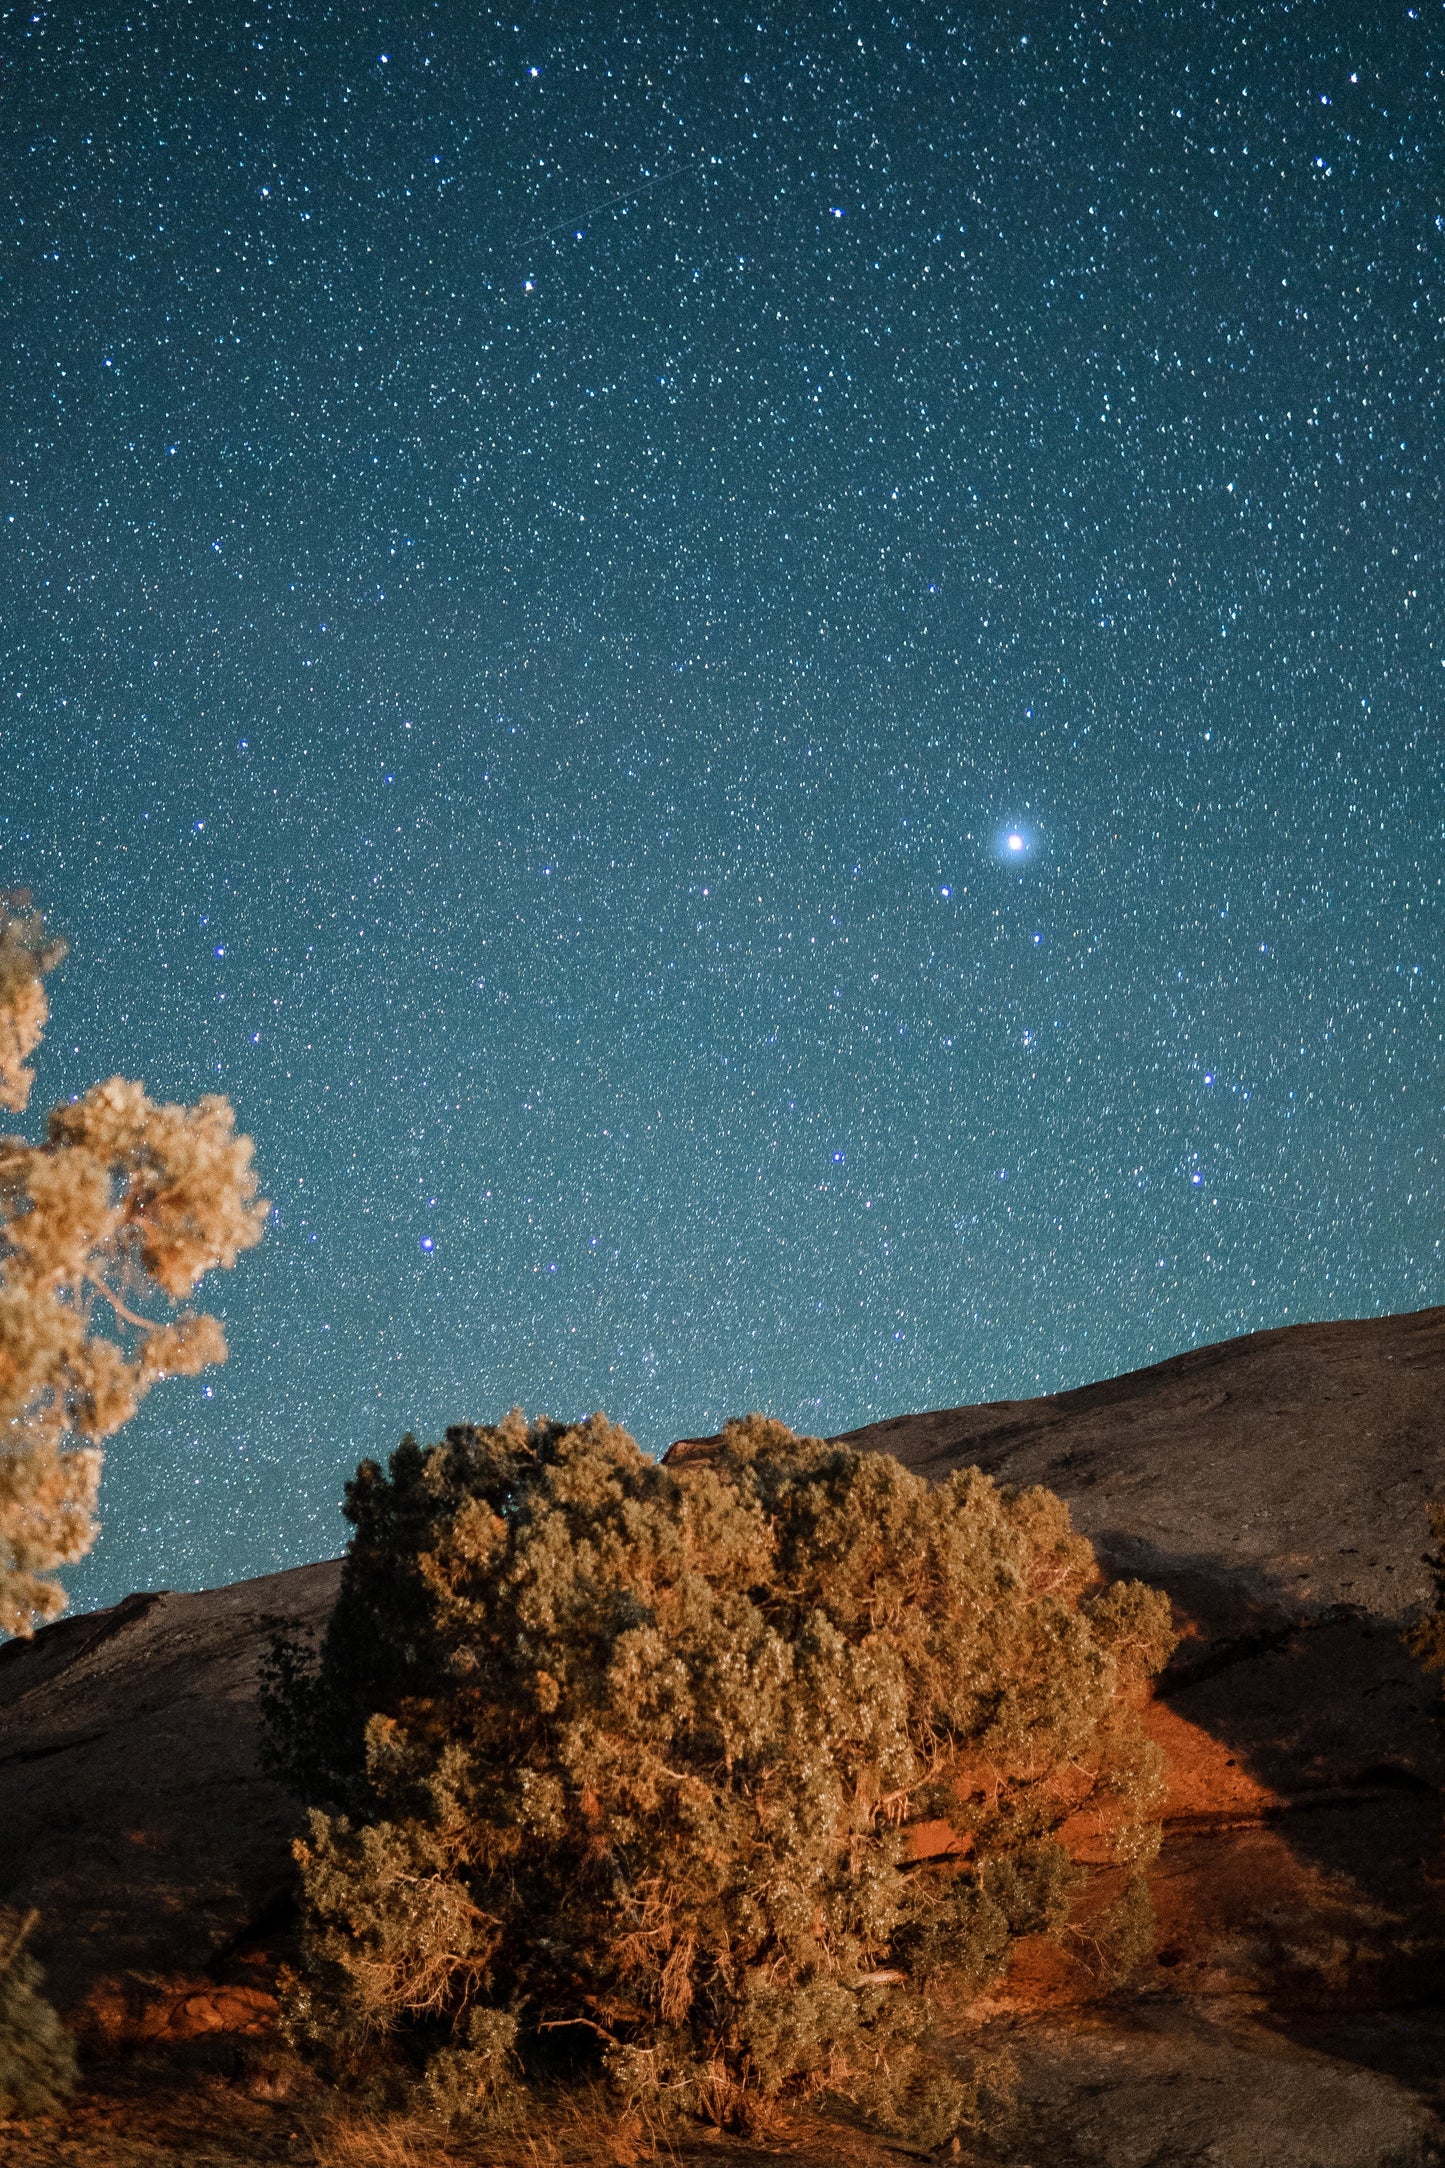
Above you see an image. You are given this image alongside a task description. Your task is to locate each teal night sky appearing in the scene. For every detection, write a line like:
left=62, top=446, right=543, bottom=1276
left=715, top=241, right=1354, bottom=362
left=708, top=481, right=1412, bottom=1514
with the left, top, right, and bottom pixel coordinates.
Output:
left=4, top=2, right=1442, bottom=1607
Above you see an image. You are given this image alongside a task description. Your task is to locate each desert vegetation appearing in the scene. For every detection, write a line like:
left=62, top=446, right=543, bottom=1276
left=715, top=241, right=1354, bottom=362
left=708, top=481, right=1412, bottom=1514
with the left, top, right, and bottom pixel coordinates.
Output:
left=266, top=1408, right=1175, bottom=2145
left=0, top=1909, right=76, bottom=2120
left=1406, top=1503, right=1445, bottom=1680
left=0, top=893, right=268, bottom=1635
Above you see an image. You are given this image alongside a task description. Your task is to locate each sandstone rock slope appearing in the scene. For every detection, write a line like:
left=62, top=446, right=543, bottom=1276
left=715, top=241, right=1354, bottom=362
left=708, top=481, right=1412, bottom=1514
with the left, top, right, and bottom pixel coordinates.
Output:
left=0, top=1558, right=339, bottom=2037
left=833, top=1301, right=1445, bottom=1633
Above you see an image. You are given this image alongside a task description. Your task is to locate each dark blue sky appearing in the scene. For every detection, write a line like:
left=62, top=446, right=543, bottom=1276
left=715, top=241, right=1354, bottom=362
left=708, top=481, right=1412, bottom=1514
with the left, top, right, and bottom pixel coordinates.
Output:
left=4, top=1, right=1441, bottom=1606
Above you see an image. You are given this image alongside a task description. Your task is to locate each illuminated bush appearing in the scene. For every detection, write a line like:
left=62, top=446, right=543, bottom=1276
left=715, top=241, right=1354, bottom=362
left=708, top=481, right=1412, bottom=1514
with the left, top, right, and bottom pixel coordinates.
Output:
left=0, top=892, right=267, bottom=1635
left=266, top=1411, right=1173, bottom=2140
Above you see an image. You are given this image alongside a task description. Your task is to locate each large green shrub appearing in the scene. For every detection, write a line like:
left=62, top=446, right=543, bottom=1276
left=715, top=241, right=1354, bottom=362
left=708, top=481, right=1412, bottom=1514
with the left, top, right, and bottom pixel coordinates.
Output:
left=0, top=1911, right=77, bottom=2120
left=266, top=1411, right=1173, bottom=2139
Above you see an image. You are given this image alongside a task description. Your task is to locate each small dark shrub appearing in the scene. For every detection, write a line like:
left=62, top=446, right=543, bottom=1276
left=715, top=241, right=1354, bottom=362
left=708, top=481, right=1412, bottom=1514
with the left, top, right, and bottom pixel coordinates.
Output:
left=266, top=1412, right=1174, bottom=2138
left=0, top=1911, right=77, bottom=2120
left=1405, top=1504, right=1445, bottom=1678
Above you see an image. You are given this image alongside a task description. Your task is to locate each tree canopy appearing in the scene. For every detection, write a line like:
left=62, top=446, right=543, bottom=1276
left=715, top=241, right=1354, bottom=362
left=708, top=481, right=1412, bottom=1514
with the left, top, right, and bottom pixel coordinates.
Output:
left=0, top=894, right=267, bottom=1633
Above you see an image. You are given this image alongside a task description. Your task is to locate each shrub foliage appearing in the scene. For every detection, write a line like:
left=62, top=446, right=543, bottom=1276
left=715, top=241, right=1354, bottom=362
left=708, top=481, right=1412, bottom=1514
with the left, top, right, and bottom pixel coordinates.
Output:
left=0, top=1911, right=77, bottom=2120
left=268, top=1411, right=1174, bottom=2137
left=1405, top=1504, right=1445, bottom=1678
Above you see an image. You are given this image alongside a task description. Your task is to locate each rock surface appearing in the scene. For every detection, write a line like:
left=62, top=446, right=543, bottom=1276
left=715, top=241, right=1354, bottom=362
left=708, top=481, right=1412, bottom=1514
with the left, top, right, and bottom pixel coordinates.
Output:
left=985, top=2005, right=1443, bottom=2168
left=832, top=1299, right=1445, bottom=1634
left=0, top=1559, right=340, bottom=2036
left=4, top=1306, right=1445, bottom=2163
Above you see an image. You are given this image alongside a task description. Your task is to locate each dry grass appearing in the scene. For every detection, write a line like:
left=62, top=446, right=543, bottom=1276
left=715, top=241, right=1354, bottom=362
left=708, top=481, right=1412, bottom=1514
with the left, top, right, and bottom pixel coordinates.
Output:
left=299, top=2087, right=687, bottom=2168
left=293, top=2081, right=927, bottom=2168
left=304, top=2113, right=459, bottom=2168
left=0, top=2044, right=927, bottom=2168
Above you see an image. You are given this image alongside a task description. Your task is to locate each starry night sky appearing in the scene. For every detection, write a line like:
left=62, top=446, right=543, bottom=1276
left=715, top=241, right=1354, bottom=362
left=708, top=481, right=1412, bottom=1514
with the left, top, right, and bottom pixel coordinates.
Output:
left=4, top=2, right=1443, bottom=1607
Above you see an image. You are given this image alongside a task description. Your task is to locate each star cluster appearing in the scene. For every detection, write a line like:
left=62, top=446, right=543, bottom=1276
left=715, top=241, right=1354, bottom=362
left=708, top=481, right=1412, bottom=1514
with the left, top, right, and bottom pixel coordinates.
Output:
left=3, top=2, right=1442, bottom=1604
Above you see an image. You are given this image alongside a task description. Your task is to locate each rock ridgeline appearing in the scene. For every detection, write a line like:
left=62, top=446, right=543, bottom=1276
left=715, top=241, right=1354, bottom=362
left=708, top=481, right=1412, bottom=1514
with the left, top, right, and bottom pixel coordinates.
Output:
left=3, top=1306, right=1445, bottom=2165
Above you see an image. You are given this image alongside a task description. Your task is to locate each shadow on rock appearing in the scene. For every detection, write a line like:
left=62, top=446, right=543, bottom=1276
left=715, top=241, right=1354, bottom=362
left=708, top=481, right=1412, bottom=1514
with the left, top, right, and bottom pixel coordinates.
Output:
left=1093, top=1526, right=1445, bottom=2111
